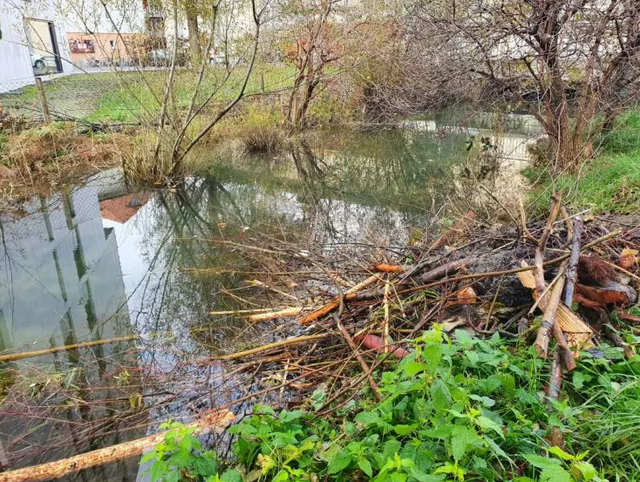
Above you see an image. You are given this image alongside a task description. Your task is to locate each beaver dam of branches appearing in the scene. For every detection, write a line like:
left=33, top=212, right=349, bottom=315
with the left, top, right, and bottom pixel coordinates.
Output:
left=2, top=193, right=640, bottom=480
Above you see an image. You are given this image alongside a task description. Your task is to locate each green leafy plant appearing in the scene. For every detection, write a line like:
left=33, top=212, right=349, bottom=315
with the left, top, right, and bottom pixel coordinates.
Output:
left=145, top=327, right=639, bottom=481
left=142, top=421, right=220, bottom=482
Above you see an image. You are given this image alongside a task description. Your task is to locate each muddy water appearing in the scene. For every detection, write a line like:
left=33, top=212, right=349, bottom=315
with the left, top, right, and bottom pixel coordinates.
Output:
left=0, top=119, right=538, bottom=480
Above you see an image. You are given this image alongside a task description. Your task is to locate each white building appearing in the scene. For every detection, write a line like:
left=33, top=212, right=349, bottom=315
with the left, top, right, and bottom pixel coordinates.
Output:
left=0, top=0, right=72, bottom=92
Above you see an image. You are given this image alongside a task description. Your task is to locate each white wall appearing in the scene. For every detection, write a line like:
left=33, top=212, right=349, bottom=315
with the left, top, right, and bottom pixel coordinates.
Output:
left=0, top=1, right=35, bottom=91
left=20, top=0, right=73, bottom=73
left=0, top=0, right=74, bottom=88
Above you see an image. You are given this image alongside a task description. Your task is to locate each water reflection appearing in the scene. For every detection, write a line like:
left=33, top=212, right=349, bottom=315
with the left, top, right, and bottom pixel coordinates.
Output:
left=0, top=120, right=537, bottom=481
left=0, top=181, right=141, bottom=480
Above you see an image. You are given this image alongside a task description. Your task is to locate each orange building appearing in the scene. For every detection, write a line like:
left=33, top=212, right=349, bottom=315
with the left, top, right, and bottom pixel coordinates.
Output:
left=67, top=32, right=147, bottom=65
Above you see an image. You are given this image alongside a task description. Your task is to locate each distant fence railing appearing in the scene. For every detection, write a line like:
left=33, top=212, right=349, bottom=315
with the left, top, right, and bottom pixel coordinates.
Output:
left=0, top=72, right=145, bottom=125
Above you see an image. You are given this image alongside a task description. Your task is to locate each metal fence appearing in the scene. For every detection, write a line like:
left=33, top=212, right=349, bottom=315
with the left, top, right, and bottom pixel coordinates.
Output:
left=0, top=71, right=149, bottom=125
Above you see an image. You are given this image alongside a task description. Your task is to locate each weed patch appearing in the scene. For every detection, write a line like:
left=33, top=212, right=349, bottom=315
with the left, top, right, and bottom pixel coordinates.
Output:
left=144, top=328, right=640, bottom=481
left=0, top=122, right=131, bottom=198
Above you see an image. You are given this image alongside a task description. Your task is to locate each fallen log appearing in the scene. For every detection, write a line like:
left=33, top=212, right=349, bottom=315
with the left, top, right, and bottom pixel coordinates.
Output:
left=0, top=335, right=138, bottom=364
left=0, top=409, right=235, bottom=482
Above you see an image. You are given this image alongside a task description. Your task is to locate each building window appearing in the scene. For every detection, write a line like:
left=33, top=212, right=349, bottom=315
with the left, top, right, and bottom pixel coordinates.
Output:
left=109, top=40, right=116, bottom=49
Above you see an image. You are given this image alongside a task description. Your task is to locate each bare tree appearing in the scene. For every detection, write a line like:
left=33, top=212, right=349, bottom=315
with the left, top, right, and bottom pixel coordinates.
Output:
left=280, top=0, right=343, bottom=131
left=410, top=0, right=640, bottom=171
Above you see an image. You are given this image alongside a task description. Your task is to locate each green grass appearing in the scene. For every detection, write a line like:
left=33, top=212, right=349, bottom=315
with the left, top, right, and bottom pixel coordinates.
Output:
left=529, top=109, right=640, bottom=213
left=1, top=65, right=297, bottom=123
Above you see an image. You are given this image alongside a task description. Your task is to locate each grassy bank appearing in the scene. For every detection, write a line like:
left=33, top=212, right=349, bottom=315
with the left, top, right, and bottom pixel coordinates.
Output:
left=0, top=66, right=349, bottom=127
left=0, top=122, right=138, bottom=199
left=530, top=109, right=640, bottom=213
left=143, top=328, right=640, bottom=481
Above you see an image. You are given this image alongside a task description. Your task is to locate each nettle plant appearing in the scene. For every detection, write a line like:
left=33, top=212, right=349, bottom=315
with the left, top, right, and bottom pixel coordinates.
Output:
left=145, top=327, right=617, bottom=481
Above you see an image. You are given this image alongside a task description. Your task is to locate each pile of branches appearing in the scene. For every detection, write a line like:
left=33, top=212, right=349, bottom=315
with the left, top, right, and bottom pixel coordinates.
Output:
left=214, top=193, right=640, bottom=407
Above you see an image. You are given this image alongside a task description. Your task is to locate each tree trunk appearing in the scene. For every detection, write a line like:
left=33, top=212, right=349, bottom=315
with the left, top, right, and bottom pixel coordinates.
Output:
left=186, top=6, right=201, bottom=65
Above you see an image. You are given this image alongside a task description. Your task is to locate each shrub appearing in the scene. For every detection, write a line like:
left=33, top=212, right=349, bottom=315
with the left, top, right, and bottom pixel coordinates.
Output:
left=144, top=327, right=638, bottom=481
left=234, top=102, right=284, bottom=154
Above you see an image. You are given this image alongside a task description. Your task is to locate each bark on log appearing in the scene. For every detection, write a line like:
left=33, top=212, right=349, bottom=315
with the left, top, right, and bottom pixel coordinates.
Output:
left=0, top=335, right=138, bottom=363
left=0, top=409, right=235, bottom=482
left=575, top=282, right=636, bottom=306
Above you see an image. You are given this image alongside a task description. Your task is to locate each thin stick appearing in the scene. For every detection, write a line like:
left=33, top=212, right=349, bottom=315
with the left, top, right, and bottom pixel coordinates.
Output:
left=560, top=206, right=574, bottom=242
left=419, top=257, right=477, bottom=283
left=534, top=272, right=566, bottom=358
left=529, top=267, right=564, bottom=316
left=383, top=278, right=391, bottom=353
left=0, top=335, right=138, bottom=363
left=209, top=308, right=278, bottom=315
left=0, top=409, right=235, bottom=482
left=217, top=334, right=328, bottom=360
left=564, top=216, right=583, bottom=306
left=247, top=307, right=303, bottom=322
left=333, top=313, right=381, bottom=401
left=546, top=349, right=562, bottom=402
left=534, top=192, right=562, bottom=293
left=602, top=258, right=640, bottom=283
left=479, top=184, right=520, bottom=227
left=299, top=274, right=382, bottom=324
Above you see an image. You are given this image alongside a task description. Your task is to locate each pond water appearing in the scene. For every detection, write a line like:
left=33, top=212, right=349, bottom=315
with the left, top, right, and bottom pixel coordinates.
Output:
left=0, top=117, right=539, bottom=480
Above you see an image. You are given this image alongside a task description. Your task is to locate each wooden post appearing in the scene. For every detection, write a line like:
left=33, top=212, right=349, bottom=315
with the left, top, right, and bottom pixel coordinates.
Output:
left=34, top=77, right=51, bottom=124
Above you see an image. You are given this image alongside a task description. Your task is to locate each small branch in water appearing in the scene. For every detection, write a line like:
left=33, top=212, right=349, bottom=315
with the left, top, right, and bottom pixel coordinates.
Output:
left=0, top=335, right=138, bottom=363
left=333, top=313, right=381, bottom=401
left=217, top=334, right=328, bottom=360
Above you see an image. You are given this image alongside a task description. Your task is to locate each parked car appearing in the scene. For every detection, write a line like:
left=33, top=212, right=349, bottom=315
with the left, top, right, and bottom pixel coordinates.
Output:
left=147, top=49, right=187, bottom=67
left=31, top=54, right=46, bottom=70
